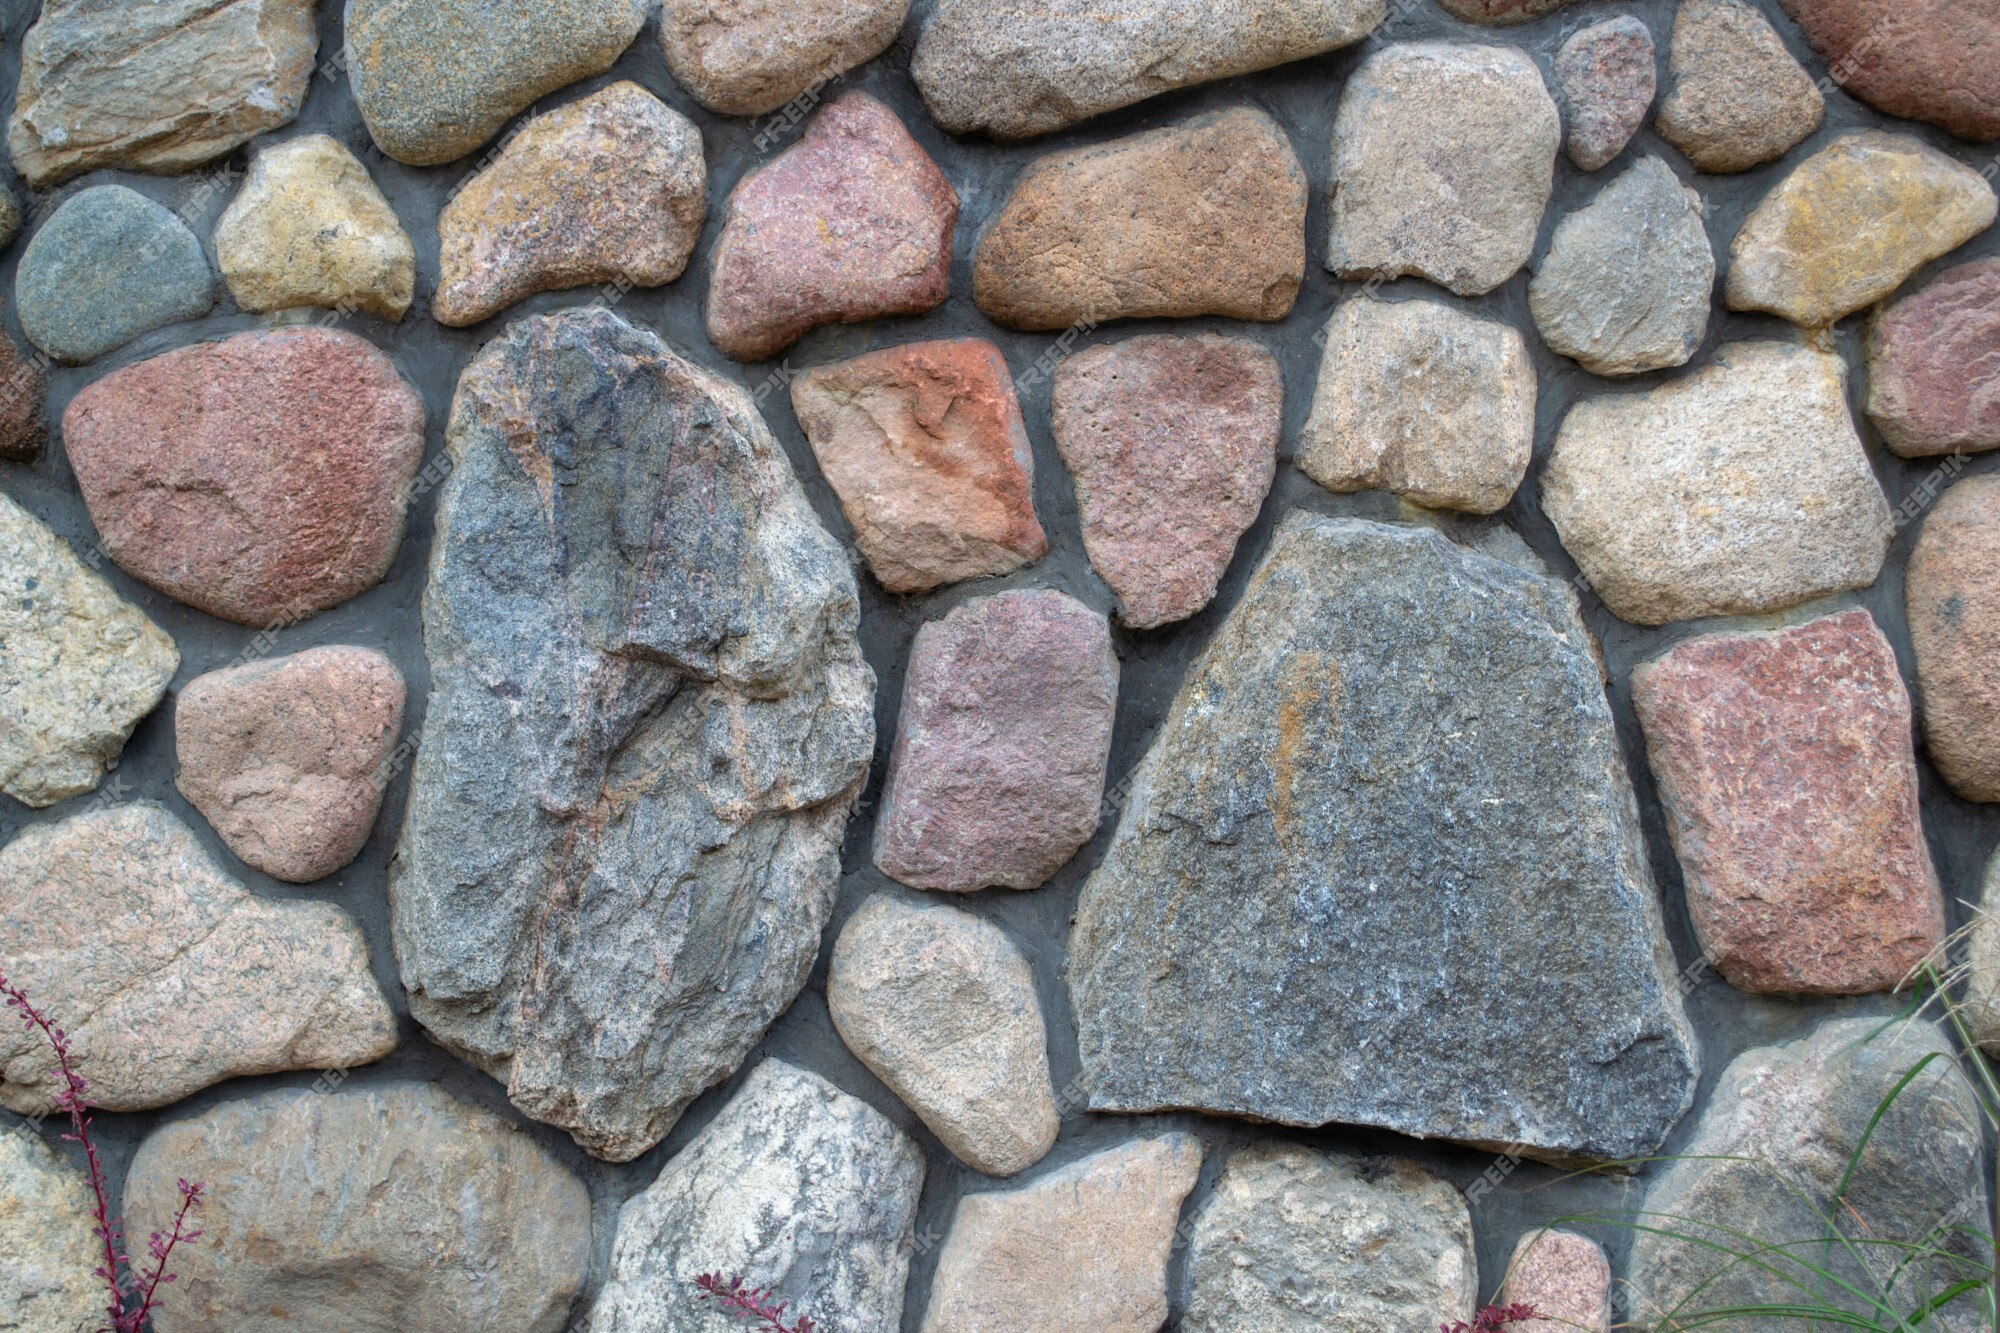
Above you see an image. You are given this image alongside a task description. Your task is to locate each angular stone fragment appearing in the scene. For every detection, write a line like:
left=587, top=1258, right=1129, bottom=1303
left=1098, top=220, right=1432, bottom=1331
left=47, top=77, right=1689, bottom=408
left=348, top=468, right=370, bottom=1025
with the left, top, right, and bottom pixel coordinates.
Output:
left=1556, top=17, right=1656, bottom=172
left=1655, top=0, right=1823, bottom=175
left=214, top=134, right=416, bottom=321
left=1632, top=611, right=1945, bottom=997
left=1778, top=0, right=2000, bottom=143
left=1969, top=853, right=2000, bottom=1054
left=7, top=0, right=317, bottom=189
left=1868, top=260, right=2000, bottom=458
left=829, top=898, right=1058, bottom=1177
left=0, top=492, right=177, bottom=809
left=1529, top=158, right=1713, bottom=377
left=660, top=0, right=911, bottom=118
left=1502, top=1231, right=1612, bottom=1333
left=1907, top=476, right=2000, bottom=802
left=1070, top=515, right=1699, bottom=1163
left=1542, top=341, right=1892, bottom=626
left=124, top=1082, right=591, bottom=1333
left=875, top=591, right=1117, bottom=892
left=973, top=107, right=1306, bottom=331
left=435, top=82, right=707, bottom=328
left=792, top=338, right=1046, bottom=595
left=708, top=92, right=956, bottom=361
left=346, top=0, right=648, bottom=166
left=912, top=0, right=1384, bottom=140
left=63, top=328, right=426, bottom=626
left=1629, top=1018, right=1990, bottom=1333
left=1299, top=296, right=1535, bottom=514
left=1181, top=1147, right=1476, bottom=1333
left=1438, top=0, right=1583, bottom=22
left=1327, top=43, right=1560, bottom=297
left=14, top=185, right=215, bottom=365
left=592, top=1061, right=926, bottom=1333
left=920, top=1135, right=1202, bottom=1333
left=175, top=646, right=408, bottom=883
left=392, top=308, right=874, bottom=1163
left=0, top=1130, right=102, bottom=1333
left=0, top=324, right=47, bottom=459
left=0, top=804, right=396, bottom=1114
left=1050, top=334, right=1280, bottom=628
left=1727, top=132, right=1998, bottom=329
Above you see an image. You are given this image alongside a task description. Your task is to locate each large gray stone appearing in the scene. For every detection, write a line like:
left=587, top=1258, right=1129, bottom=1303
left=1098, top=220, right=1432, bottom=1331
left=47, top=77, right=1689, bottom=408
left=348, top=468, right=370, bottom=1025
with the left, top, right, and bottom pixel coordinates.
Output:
left=0, top=1129, right=102, bottom=1333
left=14, top=185, right=215, bottom=365
left=1069, top=514, right=1699, bottom=1163
left=390, top=307, right=874, bottom=1163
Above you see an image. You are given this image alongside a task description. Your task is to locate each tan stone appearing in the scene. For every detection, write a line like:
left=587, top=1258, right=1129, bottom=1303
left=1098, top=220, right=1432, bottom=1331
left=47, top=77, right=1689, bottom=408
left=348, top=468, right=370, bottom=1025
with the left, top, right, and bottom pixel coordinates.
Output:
left=660, top=0, right=911, bottom=117
left=1655, top=0, right=1824, bottom=175
left=1906, top=475, right=2000, bottom=802
left=0, top=1130, right=101, bottom=1333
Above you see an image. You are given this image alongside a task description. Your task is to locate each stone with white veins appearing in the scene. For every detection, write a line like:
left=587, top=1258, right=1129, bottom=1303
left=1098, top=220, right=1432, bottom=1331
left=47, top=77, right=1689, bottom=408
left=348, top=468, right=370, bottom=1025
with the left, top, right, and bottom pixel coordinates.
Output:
left=0, top=1130, right=102, bottom=1333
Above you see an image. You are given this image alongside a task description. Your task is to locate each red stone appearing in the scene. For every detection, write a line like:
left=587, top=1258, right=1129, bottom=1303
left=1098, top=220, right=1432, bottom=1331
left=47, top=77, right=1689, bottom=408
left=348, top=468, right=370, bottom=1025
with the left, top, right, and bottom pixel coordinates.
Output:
left=1867, top=259, right=2000, bottom=458
left=1778, top=0, right=2000, bottom=142
left=1907, top=476, right=2000, bottom=802
left=0, top=322, right=46, bottom=458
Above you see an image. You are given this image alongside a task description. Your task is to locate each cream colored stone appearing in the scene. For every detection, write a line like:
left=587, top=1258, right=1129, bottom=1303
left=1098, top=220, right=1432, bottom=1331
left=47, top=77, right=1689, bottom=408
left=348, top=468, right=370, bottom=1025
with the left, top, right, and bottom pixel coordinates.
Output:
left=0, top=1130, right=102, bottom=1333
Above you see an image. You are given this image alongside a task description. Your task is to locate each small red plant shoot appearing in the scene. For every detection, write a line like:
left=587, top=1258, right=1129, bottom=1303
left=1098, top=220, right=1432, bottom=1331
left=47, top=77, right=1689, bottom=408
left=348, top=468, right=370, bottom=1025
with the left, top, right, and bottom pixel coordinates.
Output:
left=693, top=1272, right=817, bottom=1333
left=1443, top=1303, right=1545, bottom=1333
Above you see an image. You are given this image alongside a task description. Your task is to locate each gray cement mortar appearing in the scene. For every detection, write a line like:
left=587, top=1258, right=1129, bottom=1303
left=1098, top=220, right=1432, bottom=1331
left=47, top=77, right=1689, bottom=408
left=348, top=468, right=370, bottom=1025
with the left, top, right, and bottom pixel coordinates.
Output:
left=0, top=0, right=1994, bottom=1327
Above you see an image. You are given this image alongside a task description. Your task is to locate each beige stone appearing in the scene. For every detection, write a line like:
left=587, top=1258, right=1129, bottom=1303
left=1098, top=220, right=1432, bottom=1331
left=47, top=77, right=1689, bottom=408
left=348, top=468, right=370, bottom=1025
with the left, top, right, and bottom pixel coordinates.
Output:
left=660, top=0, right=911, bottom=117
left=1907, top=476, right=2000, bottom=802
left=0, top=1130, right=101, bottom=1333
left=1969, top=853, right=2000, bottom=1054
left=1655, top=0, right=1824, bottom=174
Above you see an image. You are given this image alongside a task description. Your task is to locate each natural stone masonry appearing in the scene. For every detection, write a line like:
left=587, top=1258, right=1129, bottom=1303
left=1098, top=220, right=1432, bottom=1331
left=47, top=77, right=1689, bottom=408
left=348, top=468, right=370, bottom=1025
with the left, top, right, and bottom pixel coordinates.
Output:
left=391, top=308, right=875, bottom=1163
left=63, top=328, right=426, bottom=627
left=1542, top=341, right=1892, bottom=626
left=1778, top=0, right=2000, bottom=143
left=0, top=803, right=396, bottom=1114
left=1181, top=1148, right=1477, bottom=1333
left=1867, top=259, right=2000, bottom=458
left=0, top=1130, right=102, bottom=1333
left=791, top=338, right=1047, bottom=595
left=911, top=0, right=1384, bottom=140
left=175, top=646, right=408, bottom=883
left=0, top=185, right=20, bottom=251
left=1439, top=0, right=1584, bottom=22
left=1655, top=0, right=1824, bottom=175
left=7, top=0, right=318, bottom=189
left=0, top=324, right=46, bottom=460
left=707, top=92, right=957, bottom=362
left=829, top=897, right=1059, bottom=1176
left=1726, top=132, right=1998, bottom=329
left=974, top=106, right=1305, bottom=331
left=1631, top=611, right=1947, bottom=996
left=1555, top=17, right=1655, bottom=172
left=921, top=1135, right=1202, bottom=1333
left=0, top=490, right=178, bottom=809
left=1970, top=853, right=2000, bottom=1054
left=124, top=1082, right=592, bottom=1333
left=435, top=82, right=707, bottom=328
left=1070, top=516, right=1699, bottom=1163
left=659, top=0, right=912, bottom=118
left=346, top=0, right=649, bottom=166
left=1326, top=43, right=1560, bottom=297
left=1907, top=476, right=2000, bottom=802
left=214, top=134, right=416, bottom=321
left=14, top=185, right=216, bottom=366
left=592, top=1061, right=926, bottom=1333
left=1501, top=1231, right=1612, bottom=1333
left=1629, top=1018, right=1989, bottom=1333
left=1299, top=296, right=1535, bottom=514
left=1050, top=334, right=1281, bottom=629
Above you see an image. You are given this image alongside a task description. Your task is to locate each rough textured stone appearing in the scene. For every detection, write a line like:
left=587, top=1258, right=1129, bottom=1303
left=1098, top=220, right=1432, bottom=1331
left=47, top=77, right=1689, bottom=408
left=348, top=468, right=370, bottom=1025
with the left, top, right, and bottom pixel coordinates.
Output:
left=0, top=803, right=396, bottom=1115
left=1069, top=515, right=1699, bottom=1163
left=435, top=82, right=706, bottom=328
left=63, top=328, right=426, bottom=627
left=1629, top=1018, right=1989, bottom=1333
left=874, top=591, right=1117, bottom=892
left=1050, top=334, right=1280, bottom=628
left=124, top=1082, right=591, bottom=1333
left=1907, top=476, right=2000, bottom=802
left=1727, top=132, right=1998, bottom=329
left=1502, top=1231, right=1612, bottom=1333
left=1656, top=0, right=1824, bottom=175
left=593, top=1061, right=925, bottom=1333
left=1778, top=0, right=2000, bottom=143
left=912, top=0, right=1383, bottom=140
left=1867, top=260, right=2000, bottom=458
left=14, top=185, right=215, bottom=365
left=1181, top=1147, right=1476, bottom=1333
left=973, top=106, right=1307, bottom=331
left=0, top=324, right=47, bottom=460
left=0, top=185, right=21, bottom=252
left=1543, top=341, right=1892, bottom=626
left=214, top=133, right=416, bottom=321
left=1327, top=43, right=1560, bottom=297
left=346, top=0, right=648, bottom=166
left=1529, top=158, right=1714, bottom=377
left=1969, top=852, right=2000, bottom=1054
left=1299, top=296, right=1535, bottom=514
left=1556, top=17, right=1655, bottom=172
left=660, top=0, right=911, bottom=118
left=1438, top=0, right=1583, bottom=22
left=391, top=308, right=874, bottom=1163
left=7, top=0, right=317, bottom=189
left=175, top=646, right=408, bottom=884
left=1632, top=611, right=1946, bottom=997
left=0, top=491, right=177, bottom=809
left=0, top=1130, right=102, bottom=1333
left=829, top=898, right=1058, bottom=1176
left=791, top=338, right=1047, bottom=595
left=920, top=1135, right=1202, bottom=1333
left=707, top=92, right=955, bottom=362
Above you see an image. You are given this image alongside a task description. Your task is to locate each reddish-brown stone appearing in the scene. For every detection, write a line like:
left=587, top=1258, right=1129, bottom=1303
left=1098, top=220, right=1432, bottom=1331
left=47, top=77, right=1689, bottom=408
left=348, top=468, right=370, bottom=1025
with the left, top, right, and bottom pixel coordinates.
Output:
left=1867, top=259, right=2000, bottom=459
left=1778, top=0, right=2000, bottom=142
left=792, top=337, right=1047, bottom=595
left=1631, top=610, right=1946, bottom=996
left=1501, top=1230, right=1612, bottom=1333
left=706, top=91, right=957, bottom=362
left=1907, top=476, right=2000, bottom=802
left=61, top=328, right=425, bottom=627
left=0, top=321, right=46, bottom=459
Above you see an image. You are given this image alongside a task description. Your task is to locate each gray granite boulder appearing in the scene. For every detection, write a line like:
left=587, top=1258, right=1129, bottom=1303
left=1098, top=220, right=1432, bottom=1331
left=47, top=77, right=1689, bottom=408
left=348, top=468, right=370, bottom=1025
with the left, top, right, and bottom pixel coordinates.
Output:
left=0, top=1129, right=102, bottom=1333
left=14, top=186, right=215, bottom=365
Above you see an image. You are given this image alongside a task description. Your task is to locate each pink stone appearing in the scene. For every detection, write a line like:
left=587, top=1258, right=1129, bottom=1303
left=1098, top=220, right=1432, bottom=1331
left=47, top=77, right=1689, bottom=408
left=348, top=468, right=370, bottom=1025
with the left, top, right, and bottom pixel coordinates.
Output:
left=1907, top=475, right=2000, bottom=802
left=1501, top=1230, right=1612, bottom=1333
left=1867, top=259, right=2000, bottom=459
left=1778, top=0, right=2000, bottom=143
left=1555, top=17, right=1656, bottom=172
